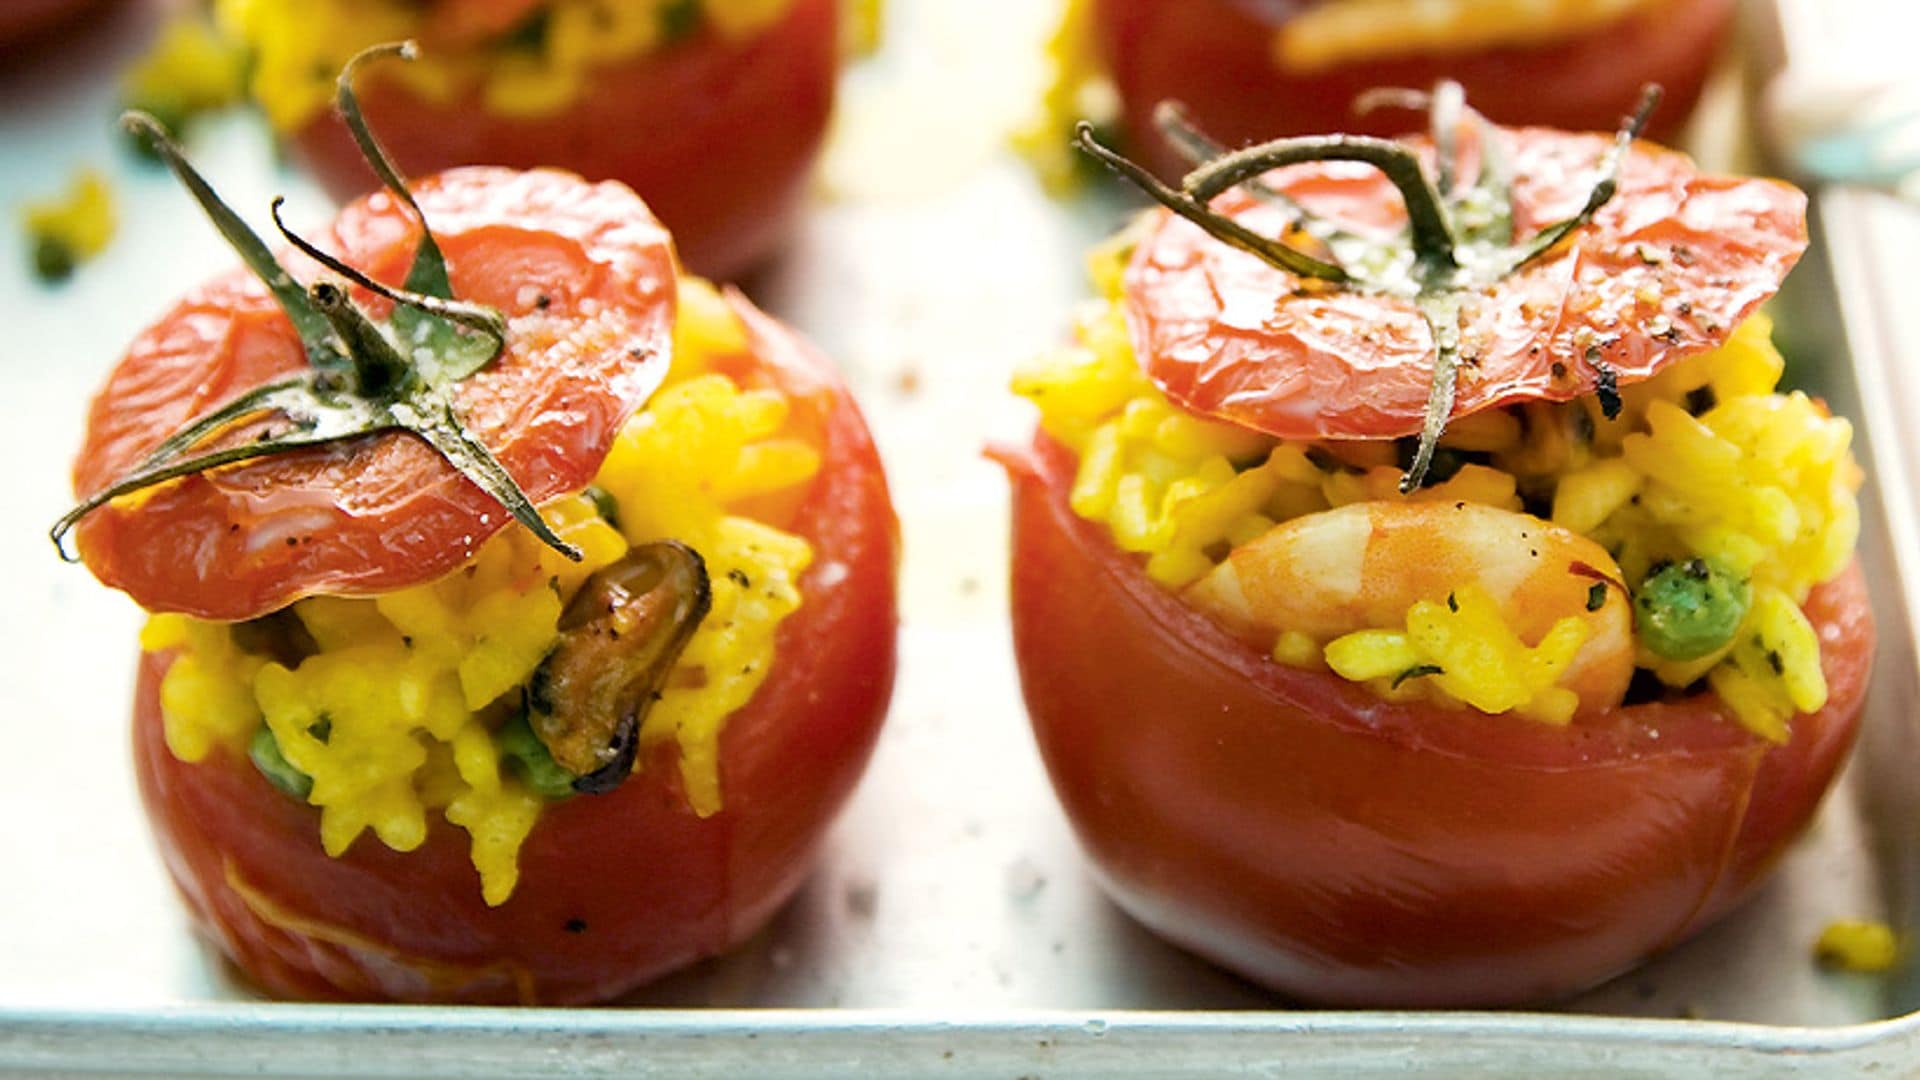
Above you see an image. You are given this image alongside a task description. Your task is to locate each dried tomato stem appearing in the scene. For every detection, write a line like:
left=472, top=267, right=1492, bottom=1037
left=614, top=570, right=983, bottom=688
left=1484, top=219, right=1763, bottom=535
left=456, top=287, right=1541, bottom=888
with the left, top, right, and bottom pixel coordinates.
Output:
left=122, top=112, right=348, bottom=377
left=390, top=396, right=583, bottom=562
left=1153, top=101, right=1363, bottom=250
left=336, top=42, right=463, bottom=306
left=1188, top=135, right=1458, bottom=276
left=1356, top=82, right=1517, bottom=247
left=1401, top=292, right=1463, bottom=493
left=56, top=85, right=580, bottom=566
left=1504, top=85, right=1661, bottom=273
left=1075, top=122, right=1349, bottom=283
left=309, top=281, right=417, bottom=398
left=338, top=42, right=421, bottom=212
left=271, top=198, right=506, bottom=346
left=50, top=388, right=356, bottom=563
left=1428, top=81, right=1465, bottom=197
left=1081, top=83, right=1664, bottom=496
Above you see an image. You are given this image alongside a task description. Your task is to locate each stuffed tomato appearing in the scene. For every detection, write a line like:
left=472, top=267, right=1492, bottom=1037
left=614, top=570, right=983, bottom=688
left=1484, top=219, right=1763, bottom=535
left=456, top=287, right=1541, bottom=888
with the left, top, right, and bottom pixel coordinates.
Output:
left=216, top=0, right=849, bottom=279
left=1005, top=90, right=1871, bottom=1006
left=1029, top=0, right=1732, bottom=184
left=58, top=83, right=896, bottom=1004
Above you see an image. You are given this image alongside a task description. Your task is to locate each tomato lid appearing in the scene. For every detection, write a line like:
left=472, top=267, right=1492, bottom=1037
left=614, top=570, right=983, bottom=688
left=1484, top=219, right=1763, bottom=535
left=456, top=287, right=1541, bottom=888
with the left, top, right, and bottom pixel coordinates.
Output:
left=1086, top=88, right=1807, bottom=481
left=61, top=57, right=675, bottom=620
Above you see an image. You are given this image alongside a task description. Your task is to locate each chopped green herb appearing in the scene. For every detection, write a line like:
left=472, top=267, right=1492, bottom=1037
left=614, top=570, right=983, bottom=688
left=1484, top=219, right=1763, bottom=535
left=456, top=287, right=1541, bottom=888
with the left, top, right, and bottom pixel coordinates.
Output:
left=249, top=726, right=313, bottom=800
left=501, top=10, right=552, bottom=51
left=1392, top=664, right=1445, bottom=689
left=659, top=0, right=702, bottom=42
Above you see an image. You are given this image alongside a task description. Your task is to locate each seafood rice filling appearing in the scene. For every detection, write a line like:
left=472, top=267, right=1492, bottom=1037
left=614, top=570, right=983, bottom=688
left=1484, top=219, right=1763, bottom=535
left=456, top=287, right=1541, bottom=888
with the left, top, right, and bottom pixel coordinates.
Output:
left=1014, top=246, right=1861, bottom=740
left=142, top=280, right=818, bottom=907
left=219, top=0, right=807, bottom=131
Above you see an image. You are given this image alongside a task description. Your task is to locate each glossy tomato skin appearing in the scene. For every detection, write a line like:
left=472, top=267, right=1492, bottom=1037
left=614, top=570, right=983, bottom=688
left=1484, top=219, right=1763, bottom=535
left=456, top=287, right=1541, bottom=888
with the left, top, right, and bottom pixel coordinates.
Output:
left=290, top=0, right=837, bottom=280
left=1093, top=0, right=1735, bottom=181
left=1006, top=433, right=1870, bottom=1007
left=133, top=304, right=898, bottom=1005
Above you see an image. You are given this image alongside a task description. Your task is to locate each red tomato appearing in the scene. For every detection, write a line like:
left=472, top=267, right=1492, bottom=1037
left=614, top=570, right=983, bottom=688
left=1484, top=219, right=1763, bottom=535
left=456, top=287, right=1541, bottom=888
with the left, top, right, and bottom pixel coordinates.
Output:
left=289, top=0, right=839, bottom=280
left=71, top=167, right=677, bottom=621
left=1126, top=128, right=1808, bottom=441
left=1004, top=432, right=1870, bottom=1007
left=1093, top=0, right=1735, bottom=180
left=133, top=295, right=899, bottom=1005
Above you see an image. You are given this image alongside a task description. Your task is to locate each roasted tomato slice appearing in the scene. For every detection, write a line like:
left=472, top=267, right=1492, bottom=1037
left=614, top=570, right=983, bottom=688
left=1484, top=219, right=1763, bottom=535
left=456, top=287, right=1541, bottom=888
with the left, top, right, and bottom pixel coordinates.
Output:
left=1005, top=433, right=1869, bottom=1007
left=70, top=167, right=676, bottom=620
left=1093, top=0, right=1735, bottom=180
left=286, top=0, right=839, bottom=280
left=1126, top=128, right=1808, bottom=442
left=134, top=297, right=900, bottom=1005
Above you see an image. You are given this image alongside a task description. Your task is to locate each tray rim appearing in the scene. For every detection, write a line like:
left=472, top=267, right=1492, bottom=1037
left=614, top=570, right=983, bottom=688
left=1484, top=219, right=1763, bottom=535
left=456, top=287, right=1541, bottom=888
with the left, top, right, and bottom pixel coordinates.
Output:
left=2, top=1005, right=1917, bottom=1077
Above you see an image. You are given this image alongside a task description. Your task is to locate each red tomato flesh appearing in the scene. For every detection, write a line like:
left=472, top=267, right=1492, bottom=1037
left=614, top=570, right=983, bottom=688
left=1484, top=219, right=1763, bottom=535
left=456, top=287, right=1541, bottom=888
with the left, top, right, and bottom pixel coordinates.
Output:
left=134, top=299, right=899, bottom=1004
left=71, top=167, right=677, bottom=621
left=1005, top=432, right=1870, bottom=1006
left=290, top=0, right=839, bottom=280
left=1094, top=0, right=1736, bottom=182
left=1126, top=128, right=1808, bottom=441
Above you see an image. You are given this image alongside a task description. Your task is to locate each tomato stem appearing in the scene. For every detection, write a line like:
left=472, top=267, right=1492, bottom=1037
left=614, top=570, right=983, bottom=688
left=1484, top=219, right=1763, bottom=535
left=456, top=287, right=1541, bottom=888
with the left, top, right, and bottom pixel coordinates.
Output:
left=53, top=68, right=586, bottom=567
left=1186, top=134, right=1459, bottom=277
left=1500, top=85, right=1661, bottom=274
left=121, top=112, right=351, bottom=378
left=1402, top=292, right=1462, bottom=494
left=308, top=281, right=417, bottom=398
left=1075, top=122, right=1349, bottom=283
left=269, top=196, right=507, bottom=366
left=49, top=377, right=376, bottom=562
left=1155, top=102, right=1374, bottom=260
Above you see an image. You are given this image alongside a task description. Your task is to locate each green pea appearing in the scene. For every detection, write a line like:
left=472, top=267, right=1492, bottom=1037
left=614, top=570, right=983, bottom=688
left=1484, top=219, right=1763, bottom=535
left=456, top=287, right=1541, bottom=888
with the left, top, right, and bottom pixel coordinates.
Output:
left=1634, top=558, right=1751, bottom=661
left=498, top=711, right=577, bottom=802
left=583, top=483, right=622, bottom=530
left=249, top=725, right=313, bottom=801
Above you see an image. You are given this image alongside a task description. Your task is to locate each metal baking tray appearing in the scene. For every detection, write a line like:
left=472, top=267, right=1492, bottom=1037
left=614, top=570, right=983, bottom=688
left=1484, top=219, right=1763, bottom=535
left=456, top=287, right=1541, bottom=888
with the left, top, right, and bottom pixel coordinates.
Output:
left=1, top=0, right=1915, bottom=1074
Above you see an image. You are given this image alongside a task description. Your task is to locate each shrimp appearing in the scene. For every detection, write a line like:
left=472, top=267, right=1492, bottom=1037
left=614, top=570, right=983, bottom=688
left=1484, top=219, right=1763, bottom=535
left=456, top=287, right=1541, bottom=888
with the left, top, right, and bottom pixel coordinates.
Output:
left=1186, top=501, right=1635, bottom=716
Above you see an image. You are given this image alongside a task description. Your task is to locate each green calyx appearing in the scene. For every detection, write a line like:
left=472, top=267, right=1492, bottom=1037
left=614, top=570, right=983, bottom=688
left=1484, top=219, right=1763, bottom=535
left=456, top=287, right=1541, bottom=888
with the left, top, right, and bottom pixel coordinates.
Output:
left=1075, top=82, right=1662, bottom=493
left=51, top=42, right=581, bottom=566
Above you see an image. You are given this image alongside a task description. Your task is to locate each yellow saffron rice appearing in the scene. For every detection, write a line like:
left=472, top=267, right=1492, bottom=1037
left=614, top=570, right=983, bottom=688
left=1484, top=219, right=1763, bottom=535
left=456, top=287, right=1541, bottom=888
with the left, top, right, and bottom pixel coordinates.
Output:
left=20, top=169, right=116, bottom=278
left=144, top=279, right=818, bottom=906
left=1814, top=920, right=1901, bottom=973
left=1015, top=240, right=1861, bottom=740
